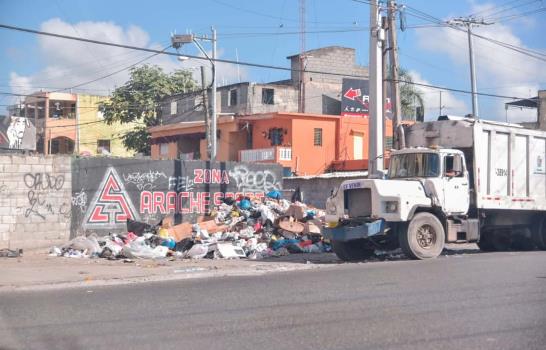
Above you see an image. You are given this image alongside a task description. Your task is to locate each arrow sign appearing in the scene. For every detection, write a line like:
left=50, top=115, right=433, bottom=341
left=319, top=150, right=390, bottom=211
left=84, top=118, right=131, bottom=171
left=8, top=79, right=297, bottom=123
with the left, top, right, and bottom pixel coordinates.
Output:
left=344, top=87, right=361, bottom=100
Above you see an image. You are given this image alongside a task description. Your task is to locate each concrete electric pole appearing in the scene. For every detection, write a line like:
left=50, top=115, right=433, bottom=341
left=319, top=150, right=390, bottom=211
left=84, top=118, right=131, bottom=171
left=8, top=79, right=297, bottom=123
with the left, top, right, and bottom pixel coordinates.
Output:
left=387, top=0, right=402, bottom=150
left=200, top=66, right=211, bottom=159
left=448, top=17, right=492, bottom=119
left=369, top=0, right=385, bottom=176
left=171, top=27, right=217, bottom=160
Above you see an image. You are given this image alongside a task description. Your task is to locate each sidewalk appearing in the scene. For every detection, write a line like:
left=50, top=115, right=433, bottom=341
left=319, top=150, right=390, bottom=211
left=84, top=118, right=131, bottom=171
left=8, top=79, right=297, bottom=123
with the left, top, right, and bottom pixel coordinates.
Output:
left=0, top=244, right=479, bottom=292
left=0, top=249, right=343, bottom=292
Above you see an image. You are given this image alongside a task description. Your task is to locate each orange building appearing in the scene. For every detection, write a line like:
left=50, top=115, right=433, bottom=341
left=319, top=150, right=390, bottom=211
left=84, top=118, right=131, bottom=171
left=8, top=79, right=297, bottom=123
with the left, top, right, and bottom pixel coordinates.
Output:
left=149, top=112, right=393, bottom=176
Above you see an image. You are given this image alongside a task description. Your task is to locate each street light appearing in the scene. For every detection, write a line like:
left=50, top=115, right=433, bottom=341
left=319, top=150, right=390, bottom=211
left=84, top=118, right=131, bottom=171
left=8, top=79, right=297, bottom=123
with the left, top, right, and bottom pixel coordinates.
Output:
left=171, top=28, right=217, bottom=161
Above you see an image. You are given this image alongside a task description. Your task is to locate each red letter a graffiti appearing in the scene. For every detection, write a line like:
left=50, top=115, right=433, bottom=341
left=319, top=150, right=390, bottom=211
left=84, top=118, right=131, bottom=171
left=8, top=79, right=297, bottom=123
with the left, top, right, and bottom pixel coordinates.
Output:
left=84, top=168, right=138, bottom=227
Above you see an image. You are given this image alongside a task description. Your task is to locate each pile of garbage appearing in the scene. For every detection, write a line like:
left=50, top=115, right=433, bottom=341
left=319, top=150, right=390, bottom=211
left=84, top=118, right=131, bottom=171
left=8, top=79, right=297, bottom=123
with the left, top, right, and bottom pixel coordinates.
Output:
left=50, top=192, right=331, bottom=260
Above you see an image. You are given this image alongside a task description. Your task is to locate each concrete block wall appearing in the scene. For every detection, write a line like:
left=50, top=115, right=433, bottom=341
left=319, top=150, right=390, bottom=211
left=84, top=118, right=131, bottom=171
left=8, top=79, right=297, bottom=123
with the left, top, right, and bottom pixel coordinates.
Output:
left=290, top=47, right=369, bottom=85
left=0, top=155, right=72, bottom=249
left=284, top=174, right=366, bottom=209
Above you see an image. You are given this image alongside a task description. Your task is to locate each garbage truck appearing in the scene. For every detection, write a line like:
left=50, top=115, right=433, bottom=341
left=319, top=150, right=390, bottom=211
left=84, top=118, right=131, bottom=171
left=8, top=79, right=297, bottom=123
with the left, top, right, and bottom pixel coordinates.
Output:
left=323, top=116, right=546, bottom=260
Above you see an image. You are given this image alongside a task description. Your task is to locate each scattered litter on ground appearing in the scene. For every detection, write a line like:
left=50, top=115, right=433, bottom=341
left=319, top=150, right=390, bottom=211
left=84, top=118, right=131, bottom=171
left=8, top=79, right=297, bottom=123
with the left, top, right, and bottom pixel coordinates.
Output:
left=49, top=195, right=332, bottom=261
left=173, top=267, right=208, bottom=273
left=0, top=248, right=23, bottom=258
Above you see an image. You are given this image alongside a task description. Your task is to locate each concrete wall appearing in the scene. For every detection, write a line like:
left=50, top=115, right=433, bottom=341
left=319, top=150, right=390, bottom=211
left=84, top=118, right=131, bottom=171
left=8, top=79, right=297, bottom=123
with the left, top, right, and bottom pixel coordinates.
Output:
left=0, top=155, right=72, bottom=249
left=283, top=173, right=366, bottom=209
left=71, top=158, right=283, bottom=237
left=0, top=155, right=283, bottom=247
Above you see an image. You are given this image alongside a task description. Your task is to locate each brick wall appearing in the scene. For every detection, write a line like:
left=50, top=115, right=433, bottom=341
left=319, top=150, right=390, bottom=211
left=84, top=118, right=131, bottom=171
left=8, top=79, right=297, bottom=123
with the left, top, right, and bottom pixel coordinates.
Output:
left=0, top=155, right=72, bottom=249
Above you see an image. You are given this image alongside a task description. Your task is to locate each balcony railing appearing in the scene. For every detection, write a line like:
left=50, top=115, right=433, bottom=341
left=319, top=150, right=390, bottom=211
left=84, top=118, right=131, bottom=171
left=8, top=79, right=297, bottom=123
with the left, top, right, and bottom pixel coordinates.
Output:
left=240, top=146, right=292, bottom=163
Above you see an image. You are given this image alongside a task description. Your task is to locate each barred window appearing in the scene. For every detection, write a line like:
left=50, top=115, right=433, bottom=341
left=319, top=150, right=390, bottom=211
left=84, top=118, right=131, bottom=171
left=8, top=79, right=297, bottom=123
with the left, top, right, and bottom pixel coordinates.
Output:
left=314, top=128, right=322, bottom=146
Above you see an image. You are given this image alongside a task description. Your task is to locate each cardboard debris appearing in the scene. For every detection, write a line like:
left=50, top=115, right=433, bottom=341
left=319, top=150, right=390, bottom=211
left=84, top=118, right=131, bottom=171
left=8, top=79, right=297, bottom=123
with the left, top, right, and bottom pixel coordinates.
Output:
left=168, top=222, right=193, bottom=241
left=197, top=220, right=227, bottom=234
left=278, top=220, right=305, bottom=234
left=304, top=219, right=322, bottom=235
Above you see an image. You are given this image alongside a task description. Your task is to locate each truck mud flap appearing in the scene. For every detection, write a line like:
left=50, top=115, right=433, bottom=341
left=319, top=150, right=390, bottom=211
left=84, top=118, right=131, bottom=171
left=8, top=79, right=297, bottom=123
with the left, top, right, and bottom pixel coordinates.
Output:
left=322, top=219, right=385, bottom=242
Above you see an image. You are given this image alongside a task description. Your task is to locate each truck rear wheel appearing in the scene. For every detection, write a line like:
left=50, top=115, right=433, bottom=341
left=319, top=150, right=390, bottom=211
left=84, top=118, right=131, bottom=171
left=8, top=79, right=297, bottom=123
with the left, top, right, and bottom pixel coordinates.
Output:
left=331, top=239, right=374, bottom=261
left=400, top=212, right=445, bottom=260
left=532, top=217, right=546, bottom=250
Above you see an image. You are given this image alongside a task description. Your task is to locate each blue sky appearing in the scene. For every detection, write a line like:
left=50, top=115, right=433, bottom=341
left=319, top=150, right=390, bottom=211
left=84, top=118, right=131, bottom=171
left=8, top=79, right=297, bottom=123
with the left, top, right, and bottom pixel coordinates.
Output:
left=1, top=0, right=545, bottom=122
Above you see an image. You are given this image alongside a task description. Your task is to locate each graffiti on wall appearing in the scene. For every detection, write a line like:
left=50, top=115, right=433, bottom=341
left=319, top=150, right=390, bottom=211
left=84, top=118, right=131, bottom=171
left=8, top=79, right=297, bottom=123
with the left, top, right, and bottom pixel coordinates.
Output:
left=229, top=165, right=281, bottom=193
left=123, top=170, right=167, bottom=190
left=83, top=167, right=139, bottom=228
left=76, top=162, right=282, bottom=231
left=71, top=189, right=88, bottom=213
left=22, top=173, right=70, bottom=220
left=0, top=116, right=37, bottom=150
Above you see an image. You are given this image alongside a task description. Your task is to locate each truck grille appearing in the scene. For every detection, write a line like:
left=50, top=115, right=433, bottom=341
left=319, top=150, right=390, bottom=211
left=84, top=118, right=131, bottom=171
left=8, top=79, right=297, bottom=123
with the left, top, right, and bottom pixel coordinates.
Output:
left=344, top=188, right=372, bottom=217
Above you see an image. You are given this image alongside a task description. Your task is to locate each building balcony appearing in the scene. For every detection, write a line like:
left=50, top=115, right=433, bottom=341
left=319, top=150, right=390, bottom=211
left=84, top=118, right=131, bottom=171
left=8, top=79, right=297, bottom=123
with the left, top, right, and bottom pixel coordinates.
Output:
left=239, top=146, right=292, bottom=163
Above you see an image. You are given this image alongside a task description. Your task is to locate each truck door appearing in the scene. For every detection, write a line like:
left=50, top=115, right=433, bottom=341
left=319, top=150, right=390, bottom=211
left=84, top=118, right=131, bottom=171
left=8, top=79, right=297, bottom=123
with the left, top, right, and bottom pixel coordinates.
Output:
left=443, top=153, right=470, bottom=214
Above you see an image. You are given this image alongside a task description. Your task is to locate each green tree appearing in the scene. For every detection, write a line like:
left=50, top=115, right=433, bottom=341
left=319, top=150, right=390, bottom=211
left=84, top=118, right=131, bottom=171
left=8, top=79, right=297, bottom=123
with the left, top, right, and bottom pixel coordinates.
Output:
left=398, top=68, right=425, bottom=121
left=100, top=64, right=197, bottom=155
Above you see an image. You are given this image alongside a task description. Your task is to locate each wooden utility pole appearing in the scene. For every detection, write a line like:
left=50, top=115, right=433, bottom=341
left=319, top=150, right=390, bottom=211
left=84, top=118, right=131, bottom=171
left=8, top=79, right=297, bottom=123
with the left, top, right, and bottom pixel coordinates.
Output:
left=382, top=16, right=388, bottom=157
left=387, top=0, right=402, bottom=149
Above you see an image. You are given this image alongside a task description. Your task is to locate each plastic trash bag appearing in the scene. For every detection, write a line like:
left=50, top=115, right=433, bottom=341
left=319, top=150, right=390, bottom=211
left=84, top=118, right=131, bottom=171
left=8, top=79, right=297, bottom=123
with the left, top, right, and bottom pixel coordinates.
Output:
left=184, top=244, right=209, bottom=259
left=122, top=238, right=168, bottom=259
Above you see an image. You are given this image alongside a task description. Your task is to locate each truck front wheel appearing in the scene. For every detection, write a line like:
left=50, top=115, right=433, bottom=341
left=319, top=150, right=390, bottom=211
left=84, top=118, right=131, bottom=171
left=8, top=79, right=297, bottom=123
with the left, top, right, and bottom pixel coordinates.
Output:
left=331, top=239, right=375, bottom=261
left=400, top=212, right=445, bottom=259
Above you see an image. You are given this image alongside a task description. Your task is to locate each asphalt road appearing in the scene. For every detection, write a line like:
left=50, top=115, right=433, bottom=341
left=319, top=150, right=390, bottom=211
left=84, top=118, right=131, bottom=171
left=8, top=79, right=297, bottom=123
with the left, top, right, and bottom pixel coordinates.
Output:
left=1, top=251, right=545, bottom=350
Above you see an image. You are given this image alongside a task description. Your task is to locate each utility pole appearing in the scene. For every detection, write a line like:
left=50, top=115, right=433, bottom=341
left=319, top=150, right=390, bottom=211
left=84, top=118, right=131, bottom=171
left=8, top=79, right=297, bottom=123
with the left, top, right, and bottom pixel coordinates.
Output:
left=369, top=0, right=385, bottom=176
left=200, top=66, right=211, bottom=160
left=210, top=27, right=217, bottom=161
left=382, top=16, right=388, bottom=154
left=448, top=17, right=492, bottom=119
left=171, top=27, right=217, bottom=160
left=299, top=0, right=306, bottom=113
left=387, top=0, right=402, bottom=150
left=439, top=90, right=443, bottom=116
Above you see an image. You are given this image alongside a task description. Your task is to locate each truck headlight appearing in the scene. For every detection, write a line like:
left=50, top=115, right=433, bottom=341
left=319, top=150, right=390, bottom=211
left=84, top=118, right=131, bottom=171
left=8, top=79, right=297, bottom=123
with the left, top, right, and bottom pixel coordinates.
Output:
left=385, top=201, right=398, bottom=213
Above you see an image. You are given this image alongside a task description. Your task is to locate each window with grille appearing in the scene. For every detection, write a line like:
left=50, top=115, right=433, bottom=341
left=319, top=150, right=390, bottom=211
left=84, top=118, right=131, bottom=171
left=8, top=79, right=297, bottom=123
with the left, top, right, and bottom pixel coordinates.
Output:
left=97, top=139, right=111, bottom=154
left=160, top=143, right=168, bottom=156
left=262, top=88, right=274, bottom=105
left=314, top=128, right=322, bottom=146
left=229, top=89, right=238, bottom=106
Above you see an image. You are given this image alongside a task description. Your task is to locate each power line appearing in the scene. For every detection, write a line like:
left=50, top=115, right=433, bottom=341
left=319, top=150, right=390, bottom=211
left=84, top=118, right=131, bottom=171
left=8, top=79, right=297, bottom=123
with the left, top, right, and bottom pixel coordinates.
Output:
left=401, top=4, right=546, bottom=62
left=467, top=0, right=523, bottom=18
left=391, top=79, right=538, bottom=101
left=0, top=22, right=539, bottom=102
left=481, top=0, right=540, bottom=20
left=491, top=6, right=546, bottom=22
left=50, top=45, right=171, bottom=93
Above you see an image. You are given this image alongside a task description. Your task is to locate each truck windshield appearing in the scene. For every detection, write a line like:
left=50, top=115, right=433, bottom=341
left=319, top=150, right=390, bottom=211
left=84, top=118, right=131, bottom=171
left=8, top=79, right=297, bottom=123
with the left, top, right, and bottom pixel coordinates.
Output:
left=388, top=153, right=440, bottom=178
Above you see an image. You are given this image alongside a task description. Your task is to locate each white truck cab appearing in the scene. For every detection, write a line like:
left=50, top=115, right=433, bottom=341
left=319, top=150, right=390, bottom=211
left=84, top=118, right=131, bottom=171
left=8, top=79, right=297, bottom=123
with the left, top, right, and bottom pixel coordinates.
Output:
left=326, top=148, right=469, bottom=223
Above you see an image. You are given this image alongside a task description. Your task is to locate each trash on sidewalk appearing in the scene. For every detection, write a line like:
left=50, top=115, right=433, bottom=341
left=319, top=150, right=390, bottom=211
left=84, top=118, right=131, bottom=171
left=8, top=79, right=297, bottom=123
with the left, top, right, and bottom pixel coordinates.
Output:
left=49, top=194, right=331, bottom=261
left=0, top=248, right=23, bottom=258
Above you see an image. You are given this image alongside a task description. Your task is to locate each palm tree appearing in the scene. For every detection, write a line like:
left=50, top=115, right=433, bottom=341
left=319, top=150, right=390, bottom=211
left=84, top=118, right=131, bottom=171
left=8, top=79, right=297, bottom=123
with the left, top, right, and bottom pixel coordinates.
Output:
left=398, top=68, right=424, bottom=121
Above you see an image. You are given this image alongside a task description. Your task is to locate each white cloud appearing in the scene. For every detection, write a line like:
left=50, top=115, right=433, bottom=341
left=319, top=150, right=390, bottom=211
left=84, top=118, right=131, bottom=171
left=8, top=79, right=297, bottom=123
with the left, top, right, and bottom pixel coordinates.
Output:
left=408, top=70, right=468, bottom=120
left=9, top=18, right=246, bottom=97
left=416, top=3, right=544, bottom=123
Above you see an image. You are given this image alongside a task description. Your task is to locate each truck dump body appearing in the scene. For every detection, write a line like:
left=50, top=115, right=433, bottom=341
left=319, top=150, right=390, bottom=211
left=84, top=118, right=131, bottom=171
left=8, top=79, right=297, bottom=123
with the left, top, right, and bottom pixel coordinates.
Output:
left=405, top=118, right=546, bottom=211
